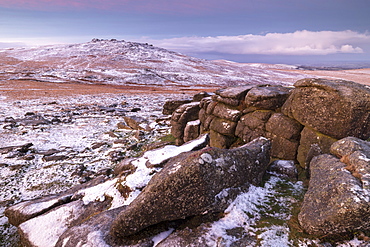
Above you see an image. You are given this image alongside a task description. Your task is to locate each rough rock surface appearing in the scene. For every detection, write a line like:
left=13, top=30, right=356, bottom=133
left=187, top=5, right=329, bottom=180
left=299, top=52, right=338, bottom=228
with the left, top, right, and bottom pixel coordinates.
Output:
left=297, top=126, right=337, bottom=167
left=171, top=102, right=201, bottom=145
left=282, top=78, right=370, bottom=140
left=267, top=160, right=298, bottom=180
left=110, top=137, right=271, bottom=238
left=162, top=99, right=192, bottom=115
left=55, top=207, right=125, bottom=247
left=299, top=137, right=370, bottom=236
left=245, top=85, right=291, bottom=110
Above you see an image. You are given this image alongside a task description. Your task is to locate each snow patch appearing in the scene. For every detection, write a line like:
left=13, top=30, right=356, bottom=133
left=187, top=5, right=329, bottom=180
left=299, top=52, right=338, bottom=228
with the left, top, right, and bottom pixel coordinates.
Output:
left=19, top=201, right=82, bottom=247
left=152, top=228, right=175, bottom=246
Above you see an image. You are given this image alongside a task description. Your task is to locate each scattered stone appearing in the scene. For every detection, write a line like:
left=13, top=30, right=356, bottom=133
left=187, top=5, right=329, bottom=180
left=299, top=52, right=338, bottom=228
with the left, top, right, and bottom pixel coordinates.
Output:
left=42, top=155, right=69, bottom=162
left=0, top=143, right=33, bottom=154
left=113, top=158, right=137, bottom=176
left=130, top=108, right=141, bottom=112
left=123, top=116, right=146, bottom=130
left=38, top=148, right=61, bottom=156
left=91, top=142, right=109, bottom=149
left=16, top=114, right=52, bottom=126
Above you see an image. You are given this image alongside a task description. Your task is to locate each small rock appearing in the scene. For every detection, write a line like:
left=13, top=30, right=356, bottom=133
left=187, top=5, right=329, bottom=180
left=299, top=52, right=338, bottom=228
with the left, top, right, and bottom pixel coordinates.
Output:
left=267, top=160, right=298, bottom=180
left=42, top=155, right=69, bottom=162
left=130, top=107, right=141, bottom=112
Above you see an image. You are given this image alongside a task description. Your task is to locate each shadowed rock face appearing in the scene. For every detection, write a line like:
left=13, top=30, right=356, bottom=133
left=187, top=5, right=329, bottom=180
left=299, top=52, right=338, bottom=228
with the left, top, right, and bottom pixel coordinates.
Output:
left=299, top=137, right=370, bottom=236
left=110, top=137, right=271, bottom=238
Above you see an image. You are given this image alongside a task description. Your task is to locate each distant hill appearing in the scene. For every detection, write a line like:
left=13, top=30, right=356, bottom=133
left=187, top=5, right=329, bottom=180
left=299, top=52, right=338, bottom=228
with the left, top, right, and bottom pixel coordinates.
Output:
left=0, top=39, right=306, bottom=88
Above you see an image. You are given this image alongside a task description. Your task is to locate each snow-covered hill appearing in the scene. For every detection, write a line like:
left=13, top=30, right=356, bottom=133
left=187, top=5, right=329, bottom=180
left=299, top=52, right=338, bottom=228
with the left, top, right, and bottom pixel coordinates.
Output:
left=0, top=39, right=304, bottom=87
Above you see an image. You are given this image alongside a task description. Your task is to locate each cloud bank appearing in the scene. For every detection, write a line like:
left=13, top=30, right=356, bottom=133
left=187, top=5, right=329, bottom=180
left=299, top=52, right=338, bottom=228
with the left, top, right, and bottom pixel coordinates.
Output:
left=147, top=30, right=369, bottom=56
left=0, top=0, right=239, bottom=13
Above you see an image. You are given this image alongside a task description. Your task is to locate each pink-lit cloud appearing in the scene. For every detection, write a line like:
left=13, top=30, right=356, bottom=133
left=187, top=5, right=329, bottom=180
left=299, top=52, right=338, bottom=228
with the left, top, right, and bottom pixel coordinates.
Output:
left=0, top=0, right=242, bottom=13
left=145, top=30, right=369, bottom=56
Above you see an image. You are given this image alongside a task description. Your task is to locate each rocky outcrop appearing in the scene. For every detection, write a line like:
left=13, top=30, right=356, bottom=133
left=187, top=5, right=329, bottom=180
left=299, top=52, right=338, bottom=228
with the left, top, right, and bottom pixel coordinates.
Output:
left=5, top=135, right=210, bottom=247
left=173, top=79, right=370, bottom=167
left=299, top=137, right=370, bottom=237
left=110, top=137, right=271, bottom=238
left=199, top=84, right=301, bottom=160
left=282, top=78, right=370, bottom=140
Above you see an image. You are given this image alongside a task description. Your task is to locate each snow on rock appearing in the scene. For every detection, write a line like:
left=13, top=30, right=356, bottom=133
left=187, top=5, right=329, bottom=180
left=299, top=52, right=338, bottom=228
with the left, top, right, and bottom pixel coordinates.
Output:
left=77, top=134, right=209, bottom=209
left=18, top=200, right=84, bottom=247
left=203, top=176, right=303, bottom=246
left=0, top=92, right=189, bottom=245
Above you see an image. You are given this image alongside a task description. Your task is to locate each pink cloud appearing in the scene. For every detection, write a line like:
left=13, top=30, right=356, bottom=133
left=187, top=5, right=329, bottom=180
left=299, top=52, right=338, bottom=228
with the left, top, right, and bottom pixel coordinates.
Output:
left=0, top=0, right=243, bottom=14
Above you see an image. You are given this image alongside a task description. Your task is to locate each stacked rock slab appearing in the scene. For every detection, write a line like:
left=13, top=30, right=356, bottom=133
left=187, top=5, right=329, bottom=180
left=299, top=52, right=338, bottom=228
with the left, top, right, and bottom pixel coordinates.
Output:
left=199, top=84, right=299, bottom=161
left=169, top=92, right=212, bottom=145
left=171, top=102, right=201, bottom=145
left=174, top=79, right=370, bottom=167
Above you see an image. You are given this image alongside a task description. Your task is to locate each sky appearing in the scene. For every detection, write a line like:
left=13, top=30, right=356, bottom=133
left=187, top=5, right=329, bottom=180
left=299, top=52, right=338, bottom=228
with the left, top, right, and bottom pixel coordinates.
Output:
left=0, top=0, right=370, bottom=65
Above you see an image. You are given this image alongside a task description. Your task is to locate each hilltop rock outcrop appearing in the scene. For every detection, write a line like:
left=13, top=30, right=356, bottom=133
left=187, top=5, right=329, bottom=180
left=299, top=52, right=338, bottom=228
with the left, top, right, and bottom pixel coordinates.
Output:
left=4, top=77, right=370, bottom=246
left=173, top=78, right=370, bottom=167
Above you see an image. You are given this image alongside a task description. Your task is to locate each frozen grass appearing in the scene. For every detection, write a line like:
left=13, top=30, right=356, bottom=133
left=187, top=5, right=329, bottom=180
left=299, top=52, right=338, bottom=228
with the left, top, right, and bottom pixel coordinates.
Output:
left=0, top=92, right=185, bottom=246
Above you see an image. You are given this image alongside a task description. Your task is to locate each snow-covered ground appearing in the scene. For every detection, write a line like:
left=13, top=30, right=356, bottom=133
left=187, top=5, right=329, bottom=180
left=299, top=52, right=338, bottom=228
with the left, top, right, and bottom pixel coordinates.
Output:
left=1, top=40, right=369, bottom=246
left=0, top=92, right=366, bottom=246
left=0, top=39, right=307, bottom=88
left=0, top=92, right=185, bottom=245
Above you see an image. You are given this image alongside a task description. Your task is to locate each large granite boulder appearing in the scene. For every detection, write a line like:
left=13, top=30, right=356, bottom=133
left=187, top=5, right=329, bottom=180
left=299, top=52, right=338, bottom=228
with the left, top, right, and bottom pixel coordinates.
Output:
left=282, top=78, right=370, bottom=140
left=299, top=137, right=370, bottom=236
left=110, top=137, right=271, bottom=238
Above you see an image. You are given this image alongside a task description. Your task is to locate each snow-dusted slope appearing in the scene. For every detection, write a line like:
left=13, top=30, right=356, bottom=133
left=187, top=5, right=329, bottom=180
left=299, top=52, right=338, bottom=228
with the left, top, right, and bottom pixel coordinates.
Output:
left=0, top=39, right=304, bottom=87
